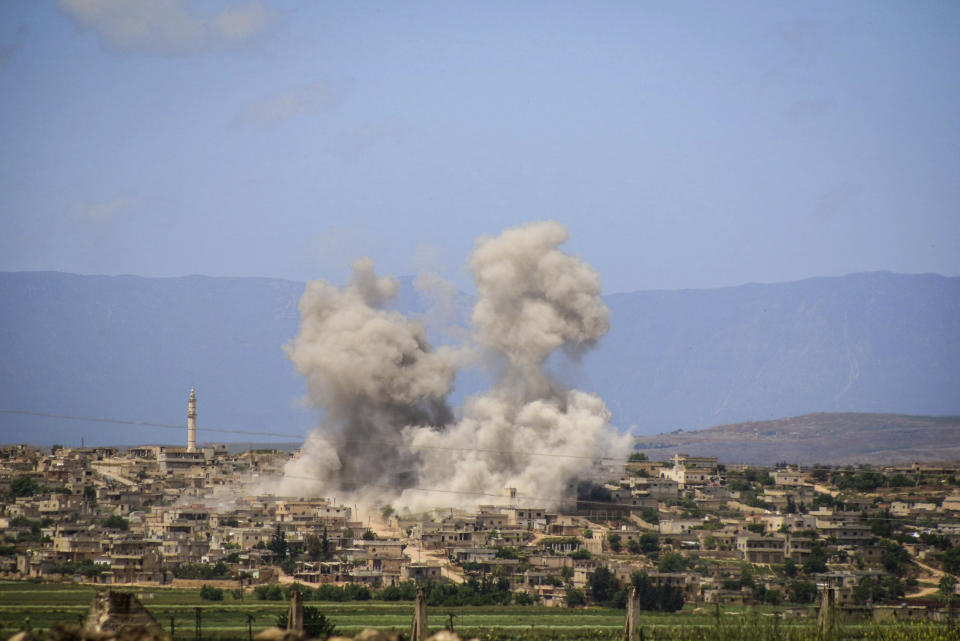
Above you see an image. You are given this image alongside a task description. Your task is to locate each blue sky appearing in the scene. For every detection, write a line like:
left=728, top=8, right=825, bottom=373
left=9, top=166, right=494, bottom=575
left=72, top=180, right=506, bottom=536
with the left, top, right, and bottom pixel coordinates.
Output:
left=1, top=1, right=958, bottom=294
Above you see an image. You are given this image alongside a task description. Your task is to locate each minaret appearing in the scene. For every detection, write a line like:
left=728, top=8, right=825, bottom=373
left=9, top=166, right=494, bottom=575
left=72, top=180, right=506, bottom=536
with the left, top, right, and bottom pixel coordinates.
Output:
left=187, top=387, right=197, bottom=452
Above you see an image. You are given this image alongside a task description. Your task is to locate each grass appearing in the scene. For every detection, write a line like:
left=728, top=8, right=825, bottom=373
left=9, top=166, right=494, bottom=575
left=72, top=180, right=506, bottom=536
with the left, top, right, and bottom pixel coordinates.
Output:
left=0, top=581, right=957, bottom=640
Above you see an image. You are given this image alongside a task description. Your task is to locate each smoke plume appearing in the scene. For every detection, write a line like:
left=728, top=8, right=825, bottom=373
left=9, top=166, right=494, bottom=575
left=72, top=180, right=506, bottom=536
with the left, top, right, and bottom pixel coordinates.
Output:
left=280, top=257, right=456, bottom=494
left=279, top=222, right=630, bottom=509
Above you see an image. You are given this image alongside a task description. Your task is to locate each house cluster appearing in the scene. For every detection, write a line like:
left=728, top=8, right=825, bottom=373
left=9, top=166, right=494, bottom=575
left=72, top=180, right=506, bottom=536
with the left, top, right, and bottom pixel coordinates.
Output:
left=3, top=443, right=960, bottom=610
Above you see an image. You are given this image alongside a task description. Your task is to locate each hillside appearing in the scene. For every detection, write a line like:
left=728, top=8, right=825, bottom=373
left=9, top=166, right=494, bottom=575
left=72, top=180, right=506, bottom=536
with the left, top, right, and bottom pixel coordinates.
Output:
left=1, top=270, right=958, bottom=448
left=633, top=413, right=960, bottom=465
left=587, top=272, right=960, bottom=433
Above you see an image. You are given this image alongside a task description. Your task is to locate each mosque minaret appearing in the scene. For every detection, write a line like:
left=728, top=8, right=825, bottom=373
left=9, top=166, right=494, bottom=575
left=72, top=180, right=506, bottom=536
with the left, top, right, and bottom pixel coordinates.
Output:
left=187, top=387, right=197, bottom=452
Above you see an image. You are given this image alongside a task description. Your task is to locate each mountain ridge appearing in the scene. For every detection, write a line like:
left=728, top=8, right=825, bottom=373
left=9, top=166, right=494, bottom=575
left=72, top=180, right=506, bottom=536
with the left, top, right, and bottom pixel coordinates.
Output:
left=633, top=412, right=960, bottom=465
left=1, top=270, right=957, bottom=448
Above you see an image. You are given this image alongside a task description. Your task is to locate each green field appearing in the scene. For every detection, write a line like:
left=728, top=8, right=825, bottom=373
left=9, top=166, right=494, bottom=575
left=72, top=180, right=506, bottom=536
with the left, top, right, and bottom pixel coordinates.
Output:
left=0, top=582, right=957, bottom=641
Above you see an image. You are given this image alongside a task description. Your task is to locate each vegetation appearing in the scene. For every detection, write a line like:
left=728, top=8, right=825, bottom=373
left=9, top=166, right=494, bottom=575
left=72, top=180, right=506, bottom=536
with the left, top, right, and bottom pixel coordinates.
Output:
left=172, top=561, right=232, bottom=580
left=10, top=476, right=45, bottom=497
left=275, top=607, right=338, bottom=639
left=3, top=581, right=960, bottom=640
left=269, top=524, right=288, bottom=558
left=942, top=545, right=960, bottom=576
left=99, top=515, right=129, bottom=531
left=199, top=585, right=224, bottom=601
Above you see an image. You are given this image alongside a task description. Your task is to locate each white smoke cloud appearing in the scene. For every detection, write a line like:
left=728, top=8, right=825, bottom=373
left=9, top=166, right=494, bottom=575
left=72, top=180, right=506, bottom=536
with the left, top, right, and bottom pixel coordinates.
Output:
left=277, top=257, right=457, bottom=495
left=469, top=220, right=610, bottom=397
left=278, top=222, right=630, bottom=510
left=58, top=0, right=271, bottom=56
left=397, top=221, right=627, bottom=511
left=399, top=389, right=628, bottom=512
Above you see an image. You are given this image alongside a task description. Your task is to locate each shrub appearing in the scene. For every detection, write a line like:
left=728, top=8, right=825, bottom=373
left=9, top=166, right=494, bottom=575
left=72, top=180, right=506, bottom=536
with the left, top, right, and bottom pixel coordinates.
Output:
left=640, top=507, right=659, bottom=524
left=565, top=587, right=586, bottom=607
left=199, top=585, right=223, bottom=601
left=276, top=607, right=336, bottom=639
left=942, top=546, right=960, bottom=576
left=10, top=476, right=43, bottom=497
left=657, top=551, right=687, bottom=573
left=607, top=533, right=622, bottom=553
left=100, top=515, right=129, bottom=531
left=254, top=584, right=283, bottom=600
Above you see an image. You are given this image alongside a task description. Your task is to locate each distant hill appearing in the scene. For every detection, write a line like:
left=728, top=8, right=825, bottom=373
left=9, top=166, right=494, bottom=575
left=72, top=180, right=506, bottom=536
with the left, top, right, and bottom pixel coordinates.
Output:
left=632, top=413, right=960, bottom=466
left=586, top=272, right=960, bottom=433
left=1, top=270, right=958, bottom=448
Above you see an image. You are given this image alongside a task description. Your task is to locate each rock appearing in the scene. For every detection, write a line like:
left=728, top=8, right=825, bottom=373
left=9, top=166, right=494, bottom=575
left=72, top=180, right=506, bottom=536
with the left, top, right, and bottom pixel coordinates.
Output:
left=254, top=628, right=302, bottom=641
left=353, top=630, right=400, bottom=641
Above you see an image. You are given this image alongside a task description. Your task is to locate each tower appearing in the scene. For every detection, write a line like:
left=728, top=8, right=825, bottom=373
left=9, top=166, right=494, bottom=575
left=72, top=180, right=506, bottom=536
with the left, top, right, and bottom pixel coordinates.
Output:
left=187, top=387, right=197, bottom=452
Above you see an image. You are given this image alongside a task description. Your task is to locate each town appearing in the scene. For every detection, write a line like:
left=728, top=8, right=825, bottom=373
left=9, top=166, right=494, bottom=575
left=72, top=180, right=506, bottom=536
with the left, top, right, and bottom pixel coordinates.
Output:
left=3, top=422, right=960, bottom=629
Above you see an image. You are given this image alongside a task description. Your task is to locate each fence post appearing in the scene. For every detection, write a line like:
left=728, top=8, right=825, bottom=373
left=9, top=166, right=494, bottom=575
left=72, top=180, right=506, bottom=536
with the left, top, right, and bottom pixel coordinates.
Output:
left=410, top=586, right=428, bottom=641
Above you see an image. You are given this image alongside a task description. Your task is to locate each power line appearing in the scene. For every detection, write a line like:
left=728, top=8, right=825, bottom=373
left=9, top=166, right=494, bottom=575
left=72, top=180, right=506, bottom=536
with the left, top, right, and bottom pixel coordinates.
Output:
left=0, top=408, right=633, bottom=461
left=0, top=409, right=306, bottom=441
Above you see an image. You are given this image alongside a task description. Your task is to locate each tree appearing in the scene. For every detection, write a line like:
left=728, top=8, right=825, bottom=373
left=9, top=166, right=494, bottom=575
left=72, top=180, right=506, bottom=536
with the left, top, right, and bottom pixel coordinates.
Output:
left=853, top=576, right=885, bottom=605
left=101, top=515, right=129, bottom=531
left=321, top=527, right=331, bottom=560
left=789, top=580, right=817, bottom=604
left=306, top=534, right=323, bottom=561
left=658, top=585, right=685, bottom=612
left=631, top=572, right=658, bottom=610
left=588, top=567, right=621, bottom=604
left=938, top=575, right=957, bottom=606
left=943, top=546, right=960, bottom=576
left=607, top=533, right=622, bottom=553
left=565, top=587, right=586, bottom=607
left=880, top=540, right=910, bottom=574
left=657, top=552, right=686, bottom=573
left=362, top=530, right=376, bottom=541
left=640, top=507, right=659, bottom=525
left=782, top=558, right=798, bottom=578
left=10, top=476, right=41, bottom=498
left=380, top=505, right=395, bottom=519
left=640, top=532, right=660, bottom=557
left=276, top=607, right=337, bottom=639
left=628, top=452, right=648, bottom=462
left=199, top=585, right=224, bottom=601
left=802, top=542, right=828, bottom=574
left=869, top=513, right=894, bottom=538
left=627, top=538, right=641, bottom=555
left=270, top=524, right=288, bottom=559
left=254, top=585, right=283, bottom=600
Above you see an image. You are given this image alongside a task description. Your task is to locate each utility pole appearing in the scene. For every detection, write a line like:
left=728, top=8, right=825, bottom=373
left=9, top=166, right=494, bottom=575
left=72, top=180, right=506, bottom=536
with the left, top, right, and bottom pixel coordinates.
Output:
left=410, top=586, right=428, bottom=641
left=195, top=607, right=202, bottom=641
left=623, top=586, right=641, bottom=641
left=245, top=614, right=255, bottom=641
